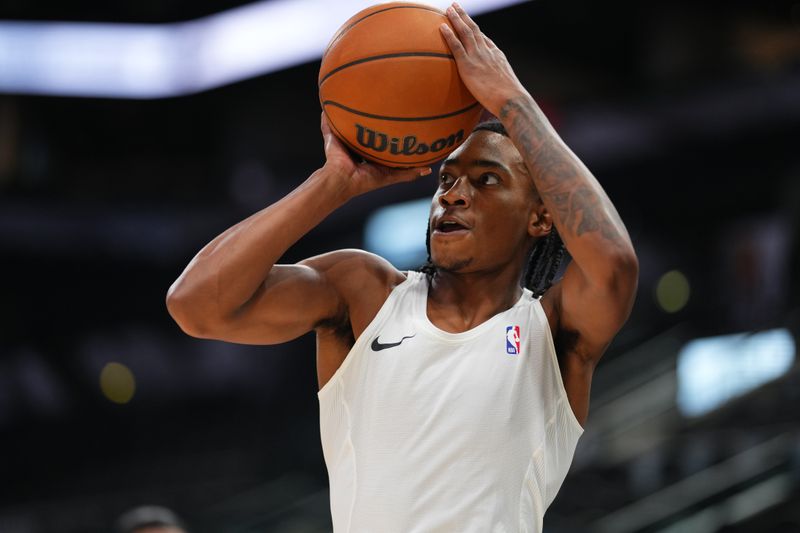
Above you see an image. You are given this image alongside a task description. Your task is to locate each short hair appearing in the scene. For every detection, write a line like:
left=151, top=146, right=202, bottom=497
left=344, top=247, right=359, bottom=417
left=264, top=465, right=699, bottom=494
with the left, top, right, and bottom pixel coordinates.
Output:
left=472, top=118, right=508, bottom=137
left=419, top=119, right=567, bottom=298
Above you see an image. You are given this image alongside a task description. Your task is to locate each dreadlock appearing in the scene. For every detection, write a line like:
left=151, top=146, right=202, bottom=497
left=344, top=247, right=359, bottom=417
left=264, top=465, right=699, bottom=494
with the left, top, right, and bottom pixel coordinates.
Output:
left=418, top=118, right=567, bottom=299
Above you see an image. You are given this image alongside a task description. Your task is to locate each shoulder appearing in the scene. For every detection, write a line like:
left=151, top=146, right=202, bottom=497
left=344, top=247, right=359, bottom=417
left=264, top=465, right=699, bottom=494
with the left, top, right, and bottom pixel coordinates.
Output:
left=301, top=249, right=410, bottom=345
left=299, top=248, right=407, bottom=306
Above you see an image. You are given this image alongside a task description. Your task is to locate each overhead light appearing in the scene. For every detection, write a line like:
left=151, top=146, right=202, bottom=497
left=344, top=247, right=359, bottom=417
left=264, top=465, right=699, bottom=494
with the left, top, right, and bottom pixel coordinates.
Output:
left=0, top=0, right=529, bottom=98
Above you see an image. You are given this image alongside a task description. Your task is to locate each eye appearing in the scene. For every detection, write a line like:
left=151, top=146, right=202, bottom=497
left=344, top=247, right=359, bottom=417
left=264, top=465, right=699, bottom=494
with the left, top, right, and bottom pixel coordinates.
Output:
left=479, top=173, right=500, bottom=185
left=439, top=172, right=456, bottom=186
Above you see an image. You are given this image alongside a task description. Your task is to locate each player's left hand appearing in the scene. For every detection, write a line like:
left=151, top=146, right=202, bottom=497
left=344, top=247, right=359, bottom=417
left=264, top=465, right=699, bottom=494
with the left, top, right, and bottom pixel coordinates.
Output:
left=440, top=2, right=529, bottom=118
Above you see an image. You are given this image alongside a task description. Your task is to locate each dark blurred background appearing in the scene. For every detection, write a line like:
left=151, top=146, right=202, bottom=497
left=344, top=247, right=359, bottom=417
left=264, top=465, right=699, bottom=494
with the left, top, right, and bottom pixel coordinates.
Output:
left=1, top=0, right=799, bottom=531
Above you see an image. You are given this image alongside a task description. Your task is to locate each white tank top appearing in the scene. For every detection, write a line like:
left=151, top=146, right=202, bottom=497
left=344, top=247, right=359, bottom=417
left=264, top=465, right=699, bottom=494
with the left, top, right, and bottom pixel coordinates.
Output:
left=318, top=270, right=583, bottom=533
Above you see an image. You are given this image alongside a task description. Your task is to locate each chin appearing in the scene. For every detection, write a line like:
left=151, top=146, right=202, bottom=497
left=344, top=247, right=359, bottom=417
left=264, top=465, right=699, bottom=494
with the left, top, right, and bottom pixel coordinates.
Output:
left=432, top=256, right=474, bottom=273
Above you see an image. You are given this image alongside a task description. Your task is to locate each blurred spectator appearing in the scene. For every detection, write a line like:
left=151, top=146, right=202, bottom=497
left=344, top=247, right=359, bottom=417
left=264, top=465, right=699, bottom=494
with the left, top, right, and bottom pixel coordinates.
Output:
left=783, top=173, right=800, bottom=315
left=718, top=213, right=792, bottom=330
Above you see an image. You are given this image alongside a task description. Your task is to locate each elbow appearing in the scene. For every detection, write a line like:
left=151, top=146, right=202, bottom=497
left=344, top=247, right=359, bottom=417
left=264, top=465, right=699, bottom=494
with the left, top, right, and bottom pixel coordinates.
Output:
left=165, top=280, right=216, bottom=339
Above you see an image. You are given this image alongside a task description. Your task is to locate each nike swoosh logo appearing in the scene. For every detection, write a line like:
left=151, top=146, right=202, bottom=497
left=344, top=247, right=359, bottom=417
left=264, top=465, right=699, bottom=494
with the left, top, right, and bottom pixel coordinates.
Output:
left=371, top=334, right=416, bottom=352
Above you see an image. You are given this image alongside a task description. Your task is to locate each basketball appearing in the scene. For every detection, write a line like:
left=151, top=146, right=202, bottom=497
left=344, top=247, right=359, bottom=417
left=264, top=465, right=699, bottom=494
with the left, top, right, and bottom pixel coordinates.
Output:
left=319, top=2, right=482, bottom=168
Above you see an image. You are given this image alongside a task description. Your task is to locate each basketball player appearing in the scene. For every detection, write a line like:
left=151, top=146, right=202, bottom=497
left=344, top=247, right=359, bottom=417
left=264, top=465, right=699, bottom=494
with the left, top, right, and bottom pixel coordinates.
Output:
left=166, top=3, right=638, bottom=531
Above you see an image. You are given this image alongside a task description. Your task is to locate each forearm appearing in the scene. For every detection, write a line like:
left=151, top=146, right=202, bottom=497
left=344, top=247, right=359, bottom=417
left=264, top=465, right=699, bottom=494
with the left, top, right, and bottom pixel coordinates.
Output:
left=167, top=166, right=349, bottom=320
left=499, top=94, right=637, bottom=279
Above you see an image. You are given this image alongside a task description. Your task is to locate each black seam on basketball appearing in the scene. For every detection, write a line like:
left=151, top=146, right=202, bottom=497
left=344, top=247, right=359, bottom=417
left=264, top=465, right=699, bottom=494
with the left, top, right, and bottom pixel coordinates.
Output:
left=325, top=114, right=455, bottom=166
left=322, top=100, right=480, bottom=122
left=319, top=52, right=454, bottom=87
left=322, top=5, right=444, bottom=61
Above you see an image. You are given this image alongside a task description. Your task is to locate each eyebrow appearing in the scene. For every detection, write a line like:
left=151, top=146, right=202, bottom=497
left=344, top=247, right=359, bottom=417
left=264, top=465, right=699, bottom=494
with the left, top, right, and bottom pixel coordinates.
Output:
left=441, top=157, right=511, bottom=175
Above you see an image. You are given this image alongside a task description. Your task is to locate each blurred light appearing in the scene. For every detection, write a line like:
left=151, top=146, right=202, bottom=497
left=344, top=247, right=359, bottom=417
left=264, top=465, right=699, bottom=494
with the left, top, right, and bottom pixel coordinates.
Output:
left=365, top=197, right=431, bottom=269
left=677, top=328, right=795, bottom=417
left=99, top=362, right=136, bottom=404
left=655, top=269, right=690, bottom=313
left=0, top=0, right=530, bottom=99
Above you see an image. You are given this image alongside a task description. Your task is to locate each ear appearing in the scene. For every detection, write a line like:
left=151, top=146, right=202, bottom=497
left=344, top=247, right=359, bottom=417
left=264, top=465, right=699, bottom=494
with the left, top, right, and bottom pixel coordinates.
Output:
left=528, top=206, right=553, bottom=238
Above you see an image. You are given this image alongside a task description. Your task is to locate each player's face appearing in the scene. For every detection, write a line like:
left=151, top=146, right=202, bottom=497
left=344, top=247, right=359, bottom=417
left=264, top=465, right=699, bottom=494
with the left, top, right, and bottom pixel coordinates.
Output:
left=429, top=130, right=543, bottom=274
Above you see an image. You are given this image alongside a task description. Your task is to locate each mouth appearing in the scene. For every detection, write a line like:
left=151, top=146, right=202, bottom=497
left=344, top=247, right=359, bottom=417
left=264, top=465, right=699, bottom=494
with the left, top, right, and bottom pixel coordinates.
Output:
left=433, top=217, right=471, bottom=236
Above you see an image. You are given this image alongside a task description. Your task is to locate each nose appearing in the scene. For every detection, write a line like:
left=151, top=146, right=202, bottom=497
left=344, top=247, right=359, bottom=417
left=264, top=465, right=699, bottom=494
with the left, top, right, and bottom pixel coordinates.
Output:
left=439, top=175, right=471, bottom=208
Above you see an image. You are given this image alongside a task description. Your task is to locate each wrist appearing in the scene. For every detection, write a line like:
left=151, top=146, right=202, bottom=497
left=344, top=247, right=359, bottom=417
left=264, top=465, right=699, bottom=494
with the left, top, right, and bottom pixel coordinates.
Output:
left=496, top=90, right=535, bottom=120
left=310, top=164, right=356, bottom=205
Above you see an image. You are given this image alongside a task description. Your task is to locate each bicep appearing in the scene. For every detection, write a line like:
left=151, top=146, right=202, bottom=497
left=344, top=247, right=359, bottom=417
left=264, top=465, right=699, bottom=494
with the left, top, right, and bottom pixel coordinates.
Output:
left=207, top=262, right=343, bottom=345
left=557, top=254, right=638, bottom=362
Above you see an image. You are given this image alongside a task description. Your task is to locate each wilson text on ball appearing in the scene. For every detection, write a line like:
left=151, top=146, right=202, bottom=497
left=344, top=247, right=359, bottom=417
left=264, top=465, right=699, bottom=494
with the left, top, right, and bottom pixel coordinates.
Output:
left=355, top=123, right=465, bottom=156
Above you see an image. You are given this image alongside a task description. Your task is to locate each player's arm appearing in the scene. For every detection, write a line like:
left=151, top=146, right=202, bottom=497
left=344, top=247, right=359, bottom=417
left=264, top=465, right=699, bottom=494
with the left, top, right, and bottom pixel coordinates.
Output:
left=441, top=4, right=638, bottom=359
left=166, top=115, right=431, bottom=344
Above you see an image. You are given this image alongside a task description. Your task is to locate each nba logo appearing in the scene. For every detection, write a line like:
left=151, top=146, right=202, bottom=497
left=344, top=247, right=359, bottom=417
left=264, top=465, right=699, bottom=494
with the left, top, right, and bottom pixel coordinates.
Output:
left=506, top=325, right=521, bottom=355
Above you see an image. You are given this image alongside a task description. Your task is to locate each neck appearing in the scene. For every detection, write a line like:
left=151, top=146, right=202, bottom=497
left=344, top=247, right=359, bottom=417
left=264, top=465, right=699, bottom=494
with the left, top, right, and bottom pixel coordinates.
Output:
left=426, top=263, right=525, bottom=332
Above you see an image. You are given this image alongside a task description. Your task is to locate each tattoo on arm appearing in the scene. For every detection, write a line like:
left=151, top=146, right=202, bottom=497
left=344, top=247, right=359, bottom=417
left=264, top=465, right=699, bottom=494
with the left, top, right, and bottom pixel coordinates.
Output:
left=499, top=97, right=628, bottom=248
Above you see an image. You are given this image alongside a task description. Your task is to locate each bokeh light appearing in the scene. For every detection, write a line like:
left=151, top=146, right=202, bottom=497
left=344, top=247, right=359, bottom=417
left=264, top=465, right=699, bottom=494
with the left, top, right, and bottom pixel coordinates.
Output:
left=99, top=362, right=136, bottom=404
left=677, top=328, right=796, bottom=417
left=655, top=269, right=690, bottom=313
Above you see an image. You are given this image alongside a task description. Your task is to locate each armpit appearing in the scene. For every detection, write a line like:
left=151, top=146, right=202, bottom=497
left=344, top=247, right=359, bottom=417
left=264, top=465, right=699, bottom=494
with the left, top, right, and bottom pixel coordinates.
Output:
left=554, top=326, right=580, bottom=360
left=556, top=325, right=609, bottom=365
left=315, top=307, right=355, bottom=348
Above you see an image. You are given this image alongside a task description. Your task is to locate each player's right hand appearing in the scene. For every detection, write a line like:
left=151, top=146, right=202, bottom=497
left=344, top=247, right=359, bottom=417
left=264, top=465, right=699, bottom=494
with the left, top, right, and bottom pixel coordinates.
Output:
left=320, top=112, right=432, bottom=198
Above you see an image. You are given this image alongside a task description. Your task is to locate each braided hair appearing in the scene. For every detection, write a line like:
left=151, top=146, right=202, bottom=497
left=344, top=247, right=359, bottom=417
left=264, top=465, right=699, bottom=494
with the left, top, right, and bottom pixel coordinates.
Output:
left=419, top=119, right=567, bottom=299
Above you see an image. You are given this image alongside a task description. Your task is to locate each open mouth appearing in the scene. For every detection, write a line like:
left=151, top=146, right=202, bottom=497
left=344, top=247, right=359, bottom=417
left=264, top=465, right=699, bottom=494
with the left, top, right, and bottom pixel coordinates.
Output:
left=438, top=221, right=466, bottom=232
left=434, top=219, right=470, bottom=234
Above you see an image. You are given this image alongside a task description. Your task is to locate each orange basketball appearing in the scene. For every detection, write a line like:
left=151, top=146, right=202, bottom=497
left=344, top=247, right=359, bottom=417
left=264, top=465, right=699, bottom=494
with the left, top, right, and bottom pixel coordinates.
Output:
left=319, top=2, right=481, bottom=168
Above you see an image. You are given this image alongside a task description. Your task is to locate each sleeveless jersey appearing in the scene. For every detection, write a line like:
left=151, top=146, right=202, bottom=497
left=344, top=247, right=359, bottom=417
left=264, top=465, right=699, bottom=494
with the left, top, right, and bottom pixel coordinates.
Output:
left=318, top=270, right=583, bottom=533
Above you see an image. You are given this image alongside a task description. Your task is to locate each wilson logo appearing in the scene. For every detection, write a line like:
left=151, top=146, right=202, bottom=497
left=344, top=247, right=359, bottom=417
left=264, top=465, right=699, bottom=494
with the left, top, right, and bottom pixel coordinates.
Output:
left=355, top=124, right=464, bottom=156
